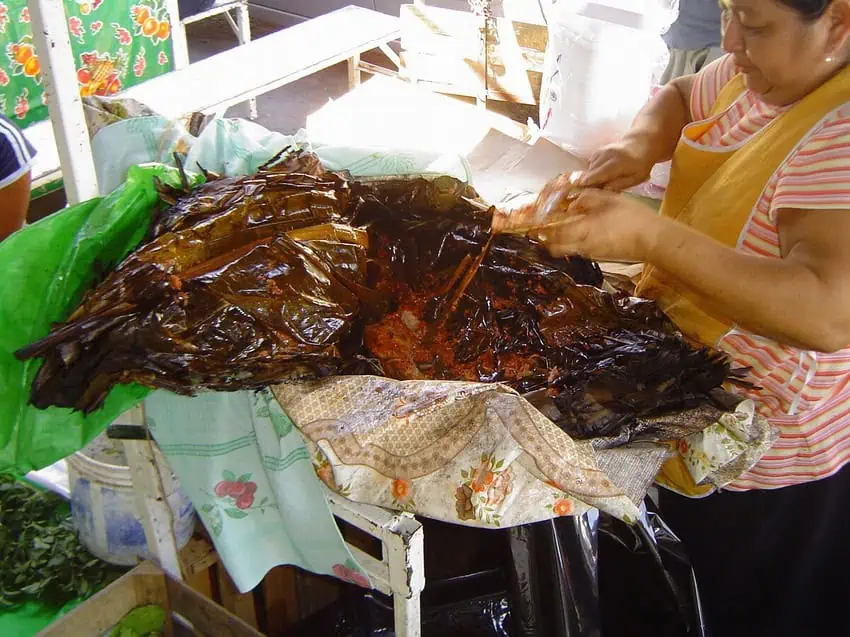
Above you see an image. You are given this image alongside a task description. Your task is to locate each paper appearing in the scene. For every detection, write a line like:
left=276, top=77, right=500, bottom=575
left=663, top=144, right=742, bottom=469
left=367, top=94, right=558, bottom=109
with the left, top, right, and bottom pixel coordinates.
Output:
left=466, top=130, right=587, bottom=206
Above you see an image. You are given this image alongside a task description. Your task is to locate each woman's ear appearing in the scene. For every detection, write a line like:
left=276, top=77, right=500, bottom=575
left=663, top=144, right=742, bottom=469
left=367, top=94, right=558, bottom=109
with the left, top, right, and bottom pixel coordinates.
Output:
left=824, top=0, right=850, bottom=60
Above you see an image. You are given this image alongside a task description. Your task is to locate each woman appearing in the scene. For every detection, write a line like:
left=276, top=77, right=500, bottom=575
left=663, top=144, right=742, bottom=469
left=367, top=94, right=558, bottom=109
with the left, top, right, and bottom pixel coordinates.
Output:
left=0, top=113, right=35, bottom=241
left=496, top=1, right=850, bottom=635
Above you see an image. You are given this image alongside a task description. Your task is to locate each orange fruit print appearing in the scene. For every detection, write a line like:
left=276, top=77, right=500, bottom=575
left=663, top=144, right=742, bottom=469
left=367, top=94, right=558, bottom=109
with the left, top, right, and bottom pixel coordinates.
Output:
left=142, top=17, right=158, bottom=36
left=23, top=56, right=40, bottom=77
left=14, top=44, right=33, bottom=65
left=157, top=20, right=169, bottom=40
left=134, top=6, right=150, bottom=25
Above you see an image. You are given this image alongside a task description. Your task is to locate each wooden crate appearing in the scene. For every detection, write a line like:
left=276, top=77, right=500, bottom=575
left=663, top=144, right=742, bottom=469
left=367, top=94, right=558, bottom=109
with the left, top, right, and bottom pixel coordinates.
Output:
left=36, top=561, right=264, bottom=637
left=177, top=533, right=343, bottom=637
left=400, top=2, right=547, bottom=105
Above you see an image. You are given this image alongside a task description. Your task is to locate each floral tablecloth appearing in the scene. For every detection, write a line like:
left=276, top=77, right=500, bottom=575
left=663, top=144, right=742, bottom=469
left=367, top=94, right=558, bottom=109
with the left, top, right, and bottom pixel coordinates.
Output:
left=0, top=0, right=173, bottom=126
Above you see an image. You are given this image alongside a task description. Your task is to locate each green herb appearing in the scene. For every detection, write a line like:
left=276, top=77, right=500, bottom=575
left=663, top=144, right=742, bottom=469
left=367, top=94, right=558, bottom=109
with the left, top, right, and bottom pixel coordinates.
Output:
left=111, top=604, right=167, bottom=636
left=0, top=472, right=125, bottom=609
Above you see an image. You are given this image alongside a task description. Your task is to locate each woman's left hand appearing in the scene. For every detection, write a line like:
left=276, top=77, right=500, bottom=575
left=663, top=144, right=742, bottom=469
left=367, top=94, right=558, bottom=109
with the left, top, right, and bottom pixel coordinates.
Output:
left=529, top=189, right=664, bottom=262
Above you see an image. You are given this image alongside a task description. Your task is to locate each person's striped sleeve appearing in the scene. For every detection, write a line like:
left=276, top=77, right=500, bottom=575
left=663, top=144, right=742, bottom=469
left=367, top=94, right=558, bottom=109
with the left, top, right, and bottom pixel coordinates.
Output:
left=771, top=103, right=850, bottom=217
left=0, top=114, right=37, bottom=189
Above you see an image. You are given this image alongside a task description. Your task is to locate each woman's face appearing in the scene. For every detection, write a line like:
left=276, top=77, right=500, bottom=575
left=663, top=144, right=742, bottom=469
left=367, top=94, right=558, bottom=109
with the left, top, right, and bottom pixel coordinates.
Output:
left=720, top=0, right=850, bottom=105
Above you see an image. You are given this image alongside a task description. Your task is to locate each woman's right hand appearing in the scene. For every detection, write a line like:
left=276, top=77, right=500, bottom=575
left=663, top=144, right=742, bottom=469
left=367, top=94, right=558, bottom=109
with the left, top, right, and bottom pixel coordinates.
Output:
left=575, top=138, right=656, bottom=192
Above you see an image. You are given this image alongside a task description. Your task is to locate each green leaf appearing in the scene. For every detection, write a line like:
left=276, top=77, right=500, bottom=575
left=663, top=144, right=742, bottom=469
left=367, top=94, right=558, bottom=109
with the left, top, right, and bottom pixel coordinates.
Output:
left=237, top=473, right=251, bottom=483
left=461, top=470, right=468, bottom=479
left=224, top=508, right=248, bottom=519
left=495, top=459, right=504, bottom=469
left=259, top=497, right=269, bottom=506
left=200, top=504, right=214, bottom=513
left=223, top=470, right=236, bottom=482
left=208, top=507, right=223, bottom=537
left=112, top=604, right=167, bottom=636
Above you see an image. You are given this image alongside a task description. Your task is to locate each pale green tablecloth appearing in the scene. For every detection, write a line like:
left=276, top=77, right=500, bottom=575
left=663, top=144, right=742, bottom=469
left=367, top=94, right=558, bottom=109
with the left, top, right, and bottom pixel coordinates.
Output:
left=144, top=389, right=369, bottom=593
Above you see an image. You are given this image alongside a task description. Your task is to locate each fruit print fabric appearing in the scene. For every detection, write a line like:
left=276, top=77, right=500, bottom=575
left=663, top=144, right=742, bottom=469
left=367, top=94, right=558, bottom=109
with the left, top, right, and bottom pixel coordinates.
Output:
left=0, top=0, right=172, bottom=127
left=144, top=388, right=370, bottom=594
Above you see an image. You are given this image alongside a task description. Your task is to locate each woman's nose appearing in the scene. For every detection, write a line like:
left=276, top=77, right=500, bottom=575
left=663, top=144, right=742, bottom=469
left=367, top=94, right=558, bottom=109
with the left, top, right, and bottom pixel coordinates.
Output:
left=722, top=17, right=745, bottom=54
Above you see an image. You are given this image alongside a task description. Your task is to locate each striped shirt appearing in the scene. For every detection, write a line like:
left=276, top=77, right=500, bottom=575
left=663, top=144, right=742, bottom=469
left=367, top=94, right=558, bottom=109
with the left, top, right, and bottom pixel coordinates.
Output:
left=689, top=55, right=850, bottom=490
left=0, top=114, right=36, bottom=189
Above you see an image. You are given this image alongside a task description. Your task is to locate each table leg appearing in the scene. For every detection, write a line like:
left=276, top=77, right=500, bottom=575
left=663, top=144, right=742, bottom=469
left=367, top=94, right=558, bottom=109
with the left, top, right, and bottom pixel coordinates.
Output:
left=393, top=593, right=422, bottom=637
left=348, top=54, right=362, bottom=90
left=234, top=3, right=257, bottom=119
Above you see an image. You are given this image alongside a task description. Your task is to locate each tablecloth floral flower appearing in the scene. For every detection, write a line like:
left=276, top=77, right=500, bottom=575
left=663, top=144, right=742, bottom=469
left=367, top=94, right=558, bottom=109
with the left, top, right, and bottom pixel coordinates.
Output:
left=0, top=0, right=172, bottom=126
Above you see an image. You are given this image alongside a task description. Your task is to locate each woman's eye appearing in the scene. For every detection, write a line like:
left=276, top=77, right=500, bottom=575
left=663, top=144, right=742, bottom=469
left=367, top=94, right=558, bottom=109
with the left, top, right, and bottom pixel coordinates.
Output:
left=743, top=24, right=766, bottom=35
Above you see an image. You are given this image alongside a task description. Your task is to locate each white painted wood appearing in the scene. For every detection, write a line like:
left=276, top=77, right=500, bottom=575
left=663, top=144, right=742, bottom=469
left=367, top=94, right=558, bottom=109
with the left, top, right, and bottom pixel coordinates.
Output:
left=346, top=545, right=393, bottom=596
left=385, top=514, right=425, bottom=599
left=327, top=490, right=403, bottom=538
left=326, top=490, right=425, bottom=637
left=26, top=0, right=98, bottom=203
left=121, top=6, right=400, bottom=119
left=235, top=3, right=258, bottom=119
left=378, top=42, right=402, bottom=71
left=121, top=404, right=183, bottom=580
left=164, top=0, right=191, bottom=69
left=394, top=594, right=422, bottom=637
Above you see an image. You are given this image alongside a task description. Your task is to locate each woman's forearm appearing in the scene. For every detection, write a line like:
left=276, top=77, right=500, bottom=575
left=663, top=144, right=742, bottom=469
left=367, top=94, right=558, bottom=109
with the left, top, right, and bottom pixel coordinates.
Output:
left=624, top=78, right=693, bottom=165
left=649, top=219, right=850, bottom=352
left=0, top=171, right=31, bottom=241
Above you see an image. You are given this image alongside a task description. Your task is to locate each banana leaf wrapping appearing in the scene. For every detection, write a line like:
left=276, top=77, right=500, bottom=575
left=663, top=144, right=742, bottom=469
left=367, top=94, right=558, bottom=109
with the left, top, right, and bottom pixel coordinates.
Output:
left=17, top=149, right=745, bottom=448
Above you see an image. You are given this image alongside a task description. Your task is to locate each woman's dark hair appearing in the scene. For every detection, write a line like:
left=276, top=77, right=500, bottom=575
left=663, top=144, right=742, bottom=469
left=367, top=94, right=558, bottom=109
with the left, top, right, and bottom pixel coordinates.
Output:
left=778, top=0, right=832, bottom=20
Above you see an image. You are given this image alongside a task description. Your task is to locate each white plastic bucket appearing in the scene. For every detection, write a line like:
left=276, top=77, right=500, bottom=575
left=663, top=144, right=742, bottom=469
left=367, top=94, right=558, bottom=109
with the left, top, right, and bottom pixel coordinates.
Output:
left=67, top=433, right=195, bottom=566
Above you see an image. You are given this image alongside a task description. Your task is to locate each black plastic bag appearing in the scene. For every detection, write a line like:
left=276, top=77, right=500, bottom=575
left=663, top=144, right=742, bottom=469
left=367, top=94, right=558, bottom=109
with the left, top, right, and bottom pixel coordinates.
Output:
left=289, top=571, right=512, bottom=637
left=289, top=505, right=705, bottom=637
left=599, top=503, right=707, bottom=637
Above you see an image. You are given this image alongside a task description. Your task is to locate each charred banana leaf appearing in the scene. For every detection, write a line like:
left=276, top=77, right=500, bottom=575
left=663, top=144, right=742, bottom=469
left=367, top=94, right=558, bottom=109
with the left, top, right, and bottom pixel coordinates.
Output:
left=17, top=150, right=743, bottom=447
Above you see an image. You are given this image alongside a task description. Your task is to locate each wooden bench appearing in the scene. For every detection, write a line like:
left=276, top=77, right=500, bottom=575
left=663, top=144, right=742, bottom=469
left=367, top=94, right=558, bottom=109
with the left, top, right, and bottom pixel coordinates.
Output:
left=24, top=5, right=401, bottom=194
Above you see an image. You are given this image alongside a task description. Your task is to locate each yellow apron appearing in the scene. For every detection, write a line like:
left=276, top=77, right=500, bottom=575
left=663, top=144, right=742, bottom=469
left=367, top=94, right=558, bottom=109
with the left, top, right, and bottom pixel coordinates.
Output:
left=644, top=66, right=850, bottom=495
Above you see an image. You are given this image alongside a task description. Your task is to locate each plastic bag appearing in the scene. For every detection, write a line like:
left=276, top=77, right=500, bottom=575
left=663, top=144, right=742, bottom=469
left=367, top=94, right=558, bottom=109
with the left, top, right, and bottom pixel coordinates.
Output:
left=599, top=502, right=707, bottom=637
left=0, top=165, right=193, bottom=474
left=539, top=0, right=678, bottom=159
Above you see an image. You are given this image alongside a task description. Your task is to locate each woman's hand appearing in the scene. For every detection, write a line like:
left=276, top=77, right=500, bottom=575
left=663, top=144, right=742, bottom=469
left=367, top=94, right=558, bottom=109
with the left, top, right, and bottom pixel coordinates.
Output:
left=576, top=138, right=657, bottom=192
left=530, top=189, right=663, bottom=263
left=491, top=172, right=580, bottom=234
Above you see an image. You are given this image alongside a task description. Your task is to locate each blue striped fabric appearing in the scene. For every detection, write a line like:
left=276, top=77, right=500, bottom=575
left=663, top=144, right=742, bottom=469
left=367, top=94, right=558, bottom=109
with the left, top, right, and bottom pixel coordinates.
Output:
left=0, top=114, right=36, bottom=189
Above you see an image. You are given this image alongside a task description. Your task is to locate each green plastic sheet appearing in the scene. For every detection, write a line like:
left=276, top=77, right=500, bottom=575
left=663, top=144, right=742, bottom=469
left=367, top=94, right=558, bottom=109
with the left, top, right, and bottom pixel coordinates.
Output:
left=0, top=599, right=82, bottom=637
left=0, top=165, right=190, bottom=474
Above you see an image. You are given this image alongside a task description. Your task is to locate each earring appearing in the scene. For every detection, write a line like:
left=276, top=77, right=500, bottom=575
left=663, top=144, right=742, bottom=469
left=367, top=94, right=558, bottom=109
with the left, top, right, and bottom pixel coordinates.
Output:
left=826, top=56, right=834, bottom=63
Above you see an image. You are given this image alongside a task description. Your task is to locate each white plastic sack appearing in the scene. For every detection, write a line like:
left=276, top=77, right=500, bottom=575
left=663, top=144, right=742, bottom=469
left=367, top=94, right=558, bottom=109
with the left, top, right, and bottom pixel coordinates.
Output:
left=539, top=0, right=678, bottom=159
left=90, top=116, right=471, bottom=195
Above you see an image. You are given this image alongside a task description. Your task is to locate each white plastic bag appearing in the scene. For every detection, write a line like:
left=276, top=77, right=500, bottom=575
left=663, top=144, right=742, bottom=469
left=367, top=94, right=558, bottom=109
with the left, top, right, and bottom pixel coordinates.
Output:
left=539, top=0, right=678, bottom=160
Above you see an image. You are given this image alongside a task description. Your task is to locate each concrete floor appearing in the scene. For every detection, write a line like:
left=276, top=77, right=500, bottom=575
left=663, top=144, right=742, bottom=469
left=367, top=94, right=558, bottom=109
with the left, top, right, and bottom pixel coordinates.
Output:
left=186, top=16, right=375, bottom=133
